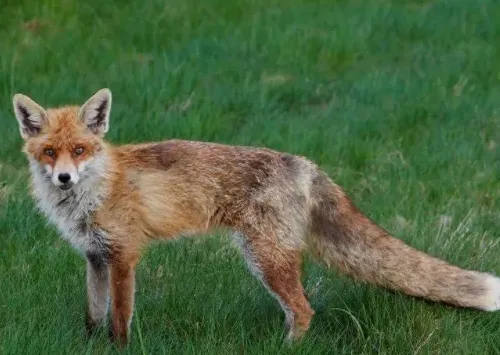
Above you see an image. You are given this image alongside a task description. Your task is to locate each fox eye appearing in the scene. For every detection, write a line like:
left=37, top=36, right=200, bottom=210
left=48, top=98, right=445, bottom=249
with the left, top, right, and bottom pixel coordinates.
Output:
left=74, top=147, right=84, bottom=155
left=44, top=148, right=55, bottom=157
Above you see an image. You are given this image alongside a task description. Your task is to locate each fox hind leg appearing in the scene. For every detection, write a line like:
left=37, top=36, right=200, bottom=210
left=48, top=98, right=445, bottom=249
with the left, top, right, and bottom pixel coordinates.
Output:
left=235, top=233, right=315, bottom=342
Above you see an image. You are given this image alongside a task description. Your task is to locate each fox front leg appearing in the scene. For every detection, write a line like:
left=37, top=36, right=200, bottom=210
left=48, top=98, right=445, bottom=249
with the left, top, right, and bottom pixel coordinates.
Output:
left=85, top=252, right=110, bottom=335
left=108, top=260, right=136, bottom=347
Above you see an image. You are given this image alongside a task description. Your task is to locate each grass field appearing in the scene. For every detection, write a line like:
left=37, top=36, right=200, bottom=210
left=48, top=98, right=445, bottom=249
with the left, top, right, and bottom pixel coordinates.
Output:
left=1, top=0, right=500, bottom=353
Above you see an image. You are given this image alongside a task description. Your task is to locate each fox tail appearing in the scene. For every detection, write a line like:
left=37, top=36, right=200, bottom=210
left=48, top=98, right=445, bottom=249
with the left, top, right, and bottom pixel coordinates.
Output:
left=308, top=172, right=500, bottom=311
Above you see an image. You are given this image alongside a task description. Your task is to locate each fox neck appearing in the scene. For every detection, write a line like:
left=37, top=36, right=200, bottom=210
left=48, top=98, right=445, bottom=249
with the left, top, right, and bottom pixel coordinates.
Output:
left=29, top=148, right=112, bottom=251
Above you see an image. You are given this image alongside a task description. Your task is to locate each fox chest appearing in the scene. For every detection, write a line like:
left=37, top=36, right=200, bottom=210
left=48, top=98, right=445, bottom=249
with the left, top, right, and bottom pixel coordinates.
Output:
left=34, top=187, right=109, bottom=257
left=50, top=207, right=108, bottom=257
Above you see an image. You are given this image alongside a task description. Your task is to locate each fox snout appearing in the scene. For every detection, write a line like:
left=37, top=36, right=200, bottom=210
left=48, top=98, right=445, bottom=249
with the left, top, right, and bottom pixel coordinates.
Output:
left=54, top=171, right=76, bottom=190
left=58, top=173, right=71, bottom=183
left=45, top=160, right=80, bottom=190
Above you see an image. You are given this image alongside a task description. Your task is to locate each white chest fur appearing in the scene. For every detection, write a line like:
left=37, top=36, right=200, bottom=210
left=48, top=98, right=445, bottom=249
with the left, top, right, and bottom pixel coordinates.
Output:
left=29, top=159, right=110, bottom=256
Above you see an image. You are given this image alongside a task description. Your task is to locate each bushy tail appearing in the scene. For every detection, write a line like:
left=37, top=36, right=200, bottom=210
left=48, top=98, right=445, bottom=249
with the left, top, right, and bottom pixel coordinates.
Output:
left=308, top=172, right=500, bottom=311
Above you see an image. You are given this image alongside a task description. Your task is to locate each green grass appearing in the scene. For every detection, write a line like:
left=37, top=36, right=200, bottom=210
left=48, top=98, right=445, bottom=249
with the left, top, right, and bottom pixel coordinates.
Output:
left=1, top=0, right=500, bottom=353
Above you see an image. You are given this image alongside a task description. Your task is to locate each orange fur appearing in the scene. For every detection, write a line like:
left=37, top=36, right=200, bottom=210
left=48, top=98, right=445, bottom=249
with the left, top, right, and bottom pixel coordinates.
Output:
left=12, top=89, right=500, bottom=347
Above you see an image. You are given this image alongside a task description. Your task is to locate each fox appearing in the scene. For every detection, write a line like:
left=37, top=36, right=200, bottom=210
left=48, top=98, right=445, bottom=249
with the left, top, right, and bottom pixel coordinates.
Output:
left=12, top=88, right=500, bottom=347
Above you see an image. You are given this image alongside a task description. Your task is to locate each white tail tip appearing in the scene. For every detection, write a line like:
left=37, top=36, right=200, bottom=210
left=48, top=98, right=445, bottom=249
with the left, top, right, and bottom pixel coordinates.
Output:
left=480, top=275, right=500, bottom=311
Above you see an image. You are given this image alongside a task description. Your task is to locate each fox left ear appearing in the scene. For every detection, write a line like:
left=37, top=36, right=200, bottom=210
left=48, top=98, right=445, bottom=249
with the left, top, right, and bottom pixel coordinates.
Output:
left=78, top=88, right=112, bottom=136
left=12, top=93, right=48, bottom=140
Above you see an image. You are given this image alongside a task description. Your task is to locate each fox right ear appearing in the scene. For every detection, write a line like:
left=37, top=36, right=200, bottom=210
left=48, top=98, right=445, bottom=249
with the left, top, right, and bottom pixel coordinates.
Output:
left=78, top=88, right=112, bottom=136
left=12, top=94, right=48, bottom=140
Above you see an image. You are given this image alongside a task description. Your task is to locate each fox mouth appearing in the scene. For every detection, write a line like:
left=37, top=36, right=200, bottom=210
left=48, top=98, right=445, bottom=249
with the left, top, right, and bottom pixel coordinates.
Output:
left=59, top=183, right=74, bottom=190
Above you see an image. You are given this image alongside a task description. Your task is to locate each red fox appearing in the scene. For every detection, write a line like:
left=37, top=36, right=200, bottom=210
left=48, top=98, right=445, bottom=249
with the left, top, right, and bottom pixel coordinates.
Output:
left=12, top=88, right=500, bottom=347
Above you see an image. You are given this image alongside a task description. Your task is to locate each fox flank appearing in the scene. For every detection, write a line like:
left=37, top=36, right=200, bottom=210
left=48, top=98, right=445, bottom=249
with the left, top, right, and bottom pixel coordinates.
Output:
left=13, top=89, right=500, bottom=347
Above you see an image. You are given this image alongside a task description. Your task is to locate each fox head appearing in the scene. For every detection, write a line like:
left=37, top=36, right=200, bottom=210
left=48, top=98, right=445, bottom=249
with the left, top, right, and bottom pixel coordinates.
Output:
left=13, top=89, right=112, bottom=190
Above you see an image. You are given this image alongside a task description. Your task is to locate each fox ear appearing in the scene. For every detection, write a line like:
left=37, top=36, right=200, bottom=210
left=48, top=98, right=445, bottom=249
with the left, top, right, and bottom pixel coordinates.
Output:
left=12, top=94, right=48, bottom=140
left=78, top=88, right=112, bottom=136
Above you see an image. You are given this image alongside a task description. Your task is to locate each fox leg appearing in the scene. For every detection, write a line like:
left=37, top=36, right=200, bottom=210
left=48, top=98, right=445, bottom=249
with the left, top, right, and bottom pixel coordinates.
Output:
left=109, top=260, right=136, bottom=347
left=236, top=233, right=315, bottom=342
left=85, top=253, right=109, bottom=335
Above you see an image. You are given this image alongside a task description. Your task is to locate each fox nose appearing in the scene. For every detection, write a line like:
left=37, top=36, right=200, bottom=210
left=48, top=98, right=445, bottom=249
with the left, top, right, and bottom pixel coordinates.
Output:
left=58, top=173, right=71, bottom=183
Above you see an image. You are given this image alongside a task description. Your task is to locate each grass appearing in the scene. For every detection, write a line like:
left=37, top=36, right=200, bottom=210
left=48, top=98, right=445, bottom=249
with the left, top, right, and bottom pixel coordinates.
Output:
left=1, top=0, right=500, bottom=353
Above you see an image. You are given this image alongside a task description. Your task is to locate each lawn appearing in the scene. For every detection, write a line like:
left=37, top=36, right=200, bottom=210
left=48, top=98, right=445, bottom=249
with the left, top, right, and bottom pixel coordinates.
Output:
left=1, top=0, right=500, bottom=353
